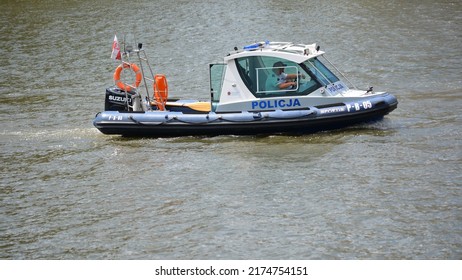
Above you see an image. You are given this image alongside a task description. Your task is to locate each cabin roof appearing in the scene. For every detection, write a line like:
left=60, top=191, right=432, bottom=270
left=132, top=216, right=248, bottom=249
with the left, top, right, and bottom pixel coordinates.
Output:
left=225, top=41, right=325, bottom=64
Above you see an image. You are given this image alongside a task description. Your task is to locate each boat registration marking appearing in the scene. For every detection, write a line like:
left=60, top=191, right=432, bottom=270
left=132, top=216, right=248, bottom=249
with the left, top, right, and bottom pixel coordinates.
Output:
left=108, top=115, right=123, bottom=121
left=346, top=101, right=373, bottom=112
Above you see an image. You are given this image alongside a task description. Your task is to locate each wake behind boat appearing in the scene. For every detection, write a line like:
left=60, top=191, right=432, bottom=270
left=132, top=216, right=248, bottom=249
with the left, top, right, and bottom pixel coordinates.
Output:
left=93, top=39, right=398, bottom=137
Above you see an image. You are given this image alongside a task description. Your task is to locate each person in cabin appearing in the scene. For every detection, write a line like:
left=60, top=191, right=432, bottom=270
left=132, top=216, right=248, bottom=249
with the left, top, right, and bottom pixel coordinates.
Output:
left=266, top=61, right=305, bottom=92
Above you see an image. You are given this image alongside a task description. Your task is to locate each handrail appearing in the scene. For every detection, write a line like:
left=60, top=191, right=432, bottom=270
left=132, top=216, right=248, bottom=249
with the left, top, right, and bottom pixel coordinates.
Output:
left=322, top=55, right=357, bottom=90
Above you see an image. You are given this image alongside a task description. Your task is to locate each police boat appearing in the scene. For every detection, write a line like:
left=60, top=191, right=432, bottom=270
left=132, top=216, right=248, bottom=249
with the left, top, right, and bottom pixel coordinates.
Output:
left=93, top=41, right=398, bottom=137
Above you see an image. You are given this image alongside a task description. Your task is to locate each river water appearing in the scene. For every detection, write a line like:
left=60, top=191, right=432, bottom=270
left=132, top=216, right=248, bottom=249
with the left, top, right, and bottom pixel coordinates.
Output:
left=1, top=0, right=461, bottom=259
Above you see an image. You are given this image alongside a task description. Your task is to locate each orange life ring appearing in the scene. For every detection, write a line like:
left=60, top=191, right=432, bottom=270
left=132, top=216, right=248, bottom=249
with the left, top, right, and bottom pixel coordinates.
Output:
left=153, top=74, right=168, bottom=111
left=113, top=63, right=142, bottom=91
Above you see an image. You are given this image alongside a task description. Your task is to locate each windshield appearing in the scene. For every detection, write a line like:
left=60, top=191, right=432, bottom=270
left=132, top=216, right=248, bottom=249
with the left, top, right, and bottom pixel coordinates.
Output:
left=301, top=57, right=340, bottom=86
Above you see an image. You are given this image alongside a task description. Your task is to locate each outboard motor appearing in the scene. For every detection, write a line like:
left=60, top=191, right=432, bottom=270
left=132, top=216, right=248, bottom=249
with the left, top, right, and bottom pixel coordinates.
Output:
left=104, top=86, right=142, bottom=111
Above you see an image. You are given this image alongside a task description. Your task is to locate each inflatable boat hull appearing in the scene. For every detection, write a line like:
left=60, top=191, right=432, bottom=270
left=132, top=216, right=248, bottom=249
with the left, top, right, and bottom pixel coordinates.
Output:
left=93, top=94, right=397, bottom=137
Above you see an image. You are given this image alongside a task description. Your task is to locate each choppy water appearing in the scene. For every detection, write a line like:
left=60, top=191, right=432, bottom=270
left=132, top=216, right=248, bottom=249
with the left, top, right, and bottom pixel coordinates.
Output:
left=1, top=0, right=461, bottom=259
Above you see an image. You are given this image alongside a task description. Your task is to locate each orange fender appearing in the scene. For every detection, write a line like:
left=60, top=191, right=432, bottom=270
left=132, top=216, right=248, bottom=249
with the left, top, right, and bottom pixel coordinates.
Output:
left=153, top=74, right=168, bottom=111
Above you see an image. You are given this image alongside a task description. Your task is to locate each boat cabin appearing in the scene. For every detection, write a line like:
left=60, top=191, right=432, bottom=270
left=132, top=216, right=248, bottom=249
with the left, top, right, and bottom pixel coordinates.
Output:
left=210, top=42, right=352, bottom=113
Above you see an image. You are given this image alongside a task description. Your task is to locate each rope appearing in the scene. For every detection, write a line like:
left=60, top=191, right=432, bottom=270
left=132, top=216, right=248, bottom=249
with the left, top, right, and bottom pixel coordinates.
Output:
left=127, top=111, right=314, bottom=126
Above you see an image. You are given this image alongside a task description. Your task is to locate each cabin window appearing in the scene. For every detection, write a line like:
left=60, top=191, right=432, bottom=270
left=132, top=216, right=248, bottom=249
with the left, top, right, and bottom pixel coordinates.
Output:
left=235, top=56, right=322, bottom=98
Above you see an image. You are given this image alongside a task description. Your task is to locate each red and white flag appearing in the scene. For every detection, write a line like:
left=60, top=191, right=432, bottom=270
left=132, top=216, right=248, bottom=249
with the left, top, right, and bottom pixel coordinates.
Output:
left=111, top=35, right=121, bottom=60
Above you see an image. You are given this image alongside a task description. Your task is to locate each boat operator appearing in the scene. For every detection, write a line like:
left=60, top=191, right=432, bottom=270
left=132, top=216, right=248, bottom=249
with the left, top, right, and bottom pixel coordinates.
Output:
left=267, top=61, right=305, bottom=91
